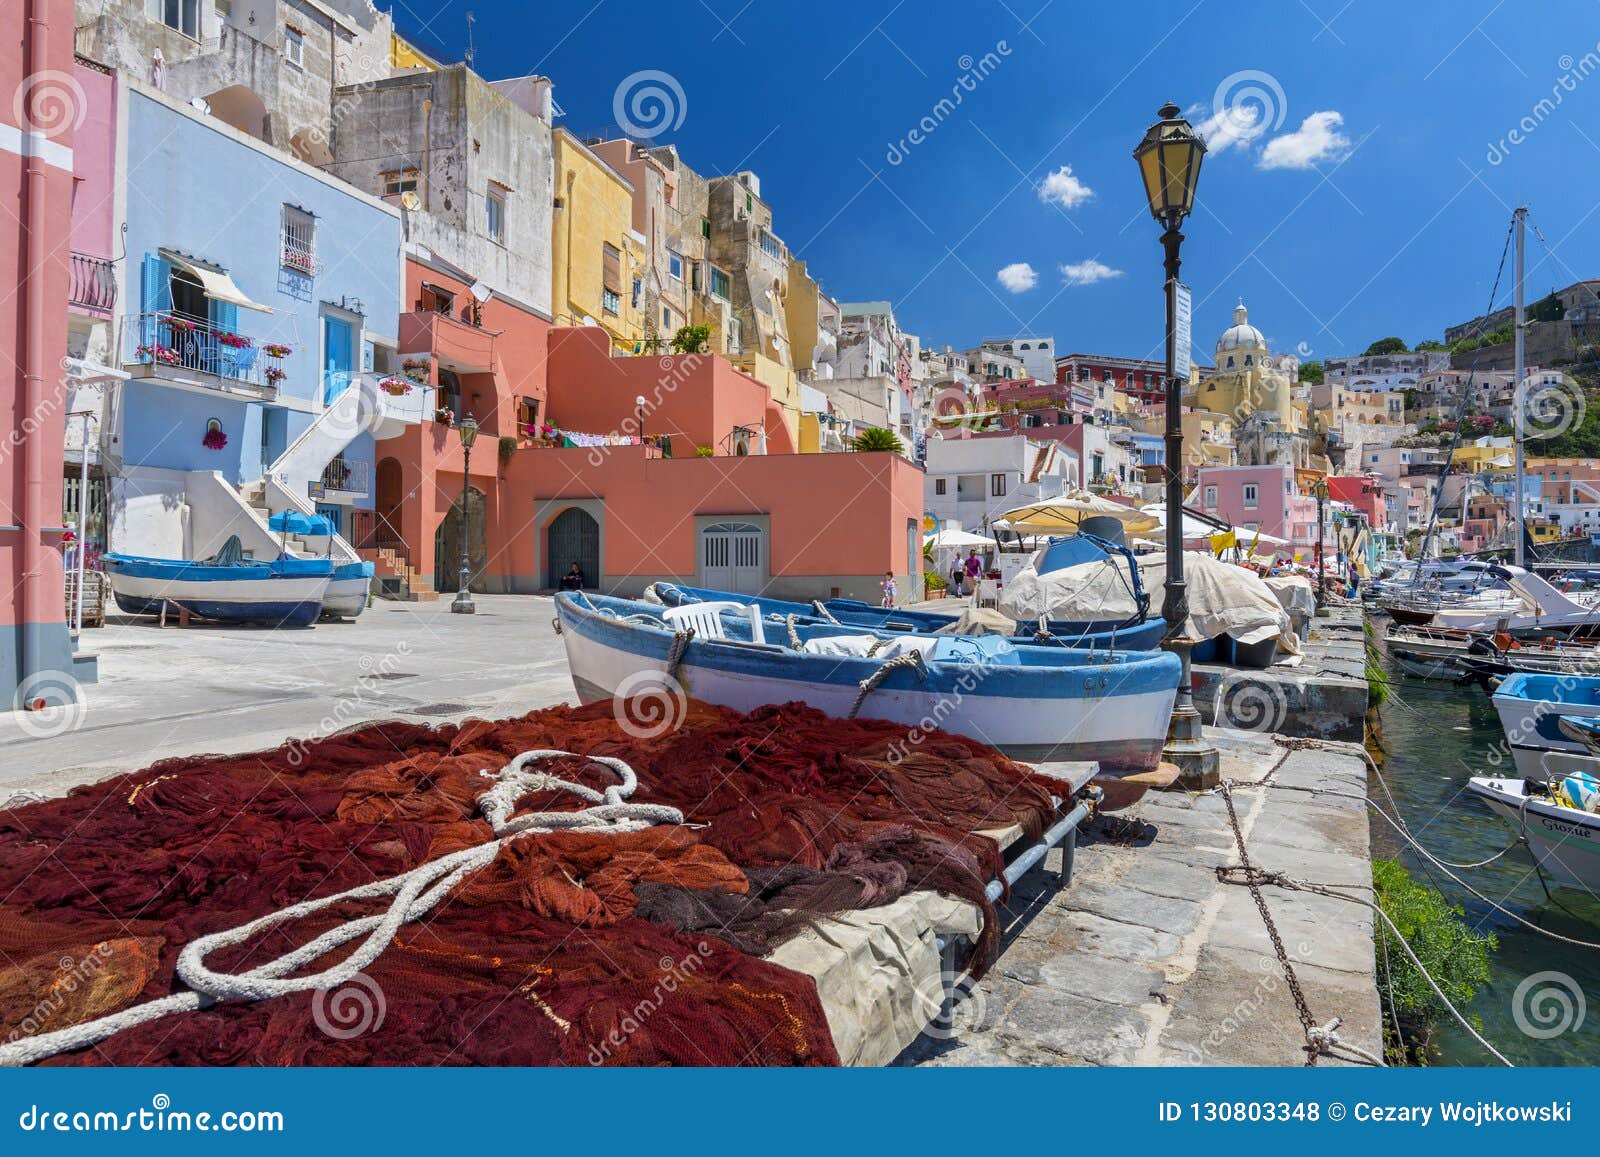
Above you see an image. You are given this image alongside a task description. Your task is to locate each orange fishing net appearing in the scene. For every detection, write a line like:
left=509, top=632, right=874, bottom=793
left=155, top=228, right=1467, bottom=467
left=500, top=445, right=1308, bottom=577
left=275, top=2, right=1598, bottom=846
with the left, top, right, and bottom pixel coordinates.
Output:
left=0, top=700, right=1060, bottom=1066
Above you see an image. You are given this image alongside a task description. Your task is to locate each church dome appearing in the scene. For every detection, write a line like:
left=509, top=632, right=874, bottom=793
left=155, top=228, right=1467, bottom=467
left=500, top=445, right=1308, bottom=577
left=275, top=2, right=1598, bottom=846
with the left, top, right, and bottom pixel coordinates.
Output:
left=1216, top=301, right=1267, bottom=355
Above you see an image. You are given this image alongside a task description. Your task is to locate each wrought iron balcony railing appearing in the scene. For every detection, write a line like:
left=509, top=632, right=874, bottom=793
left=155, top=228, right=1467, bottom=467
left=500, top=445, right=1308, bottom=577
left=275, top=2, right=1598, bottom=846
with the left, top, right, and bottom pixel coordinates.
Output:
left=69, top=253, right=117, bottom=314
left=125, top=312, right=287, bottom=393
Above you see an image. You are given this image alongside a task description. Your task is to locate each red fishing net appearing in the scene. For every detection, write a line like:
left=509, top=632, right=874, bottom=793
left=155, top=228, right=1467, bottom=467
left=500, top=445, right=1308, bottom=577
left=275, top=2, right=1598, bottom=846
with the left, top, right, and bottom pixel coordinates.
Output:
left=0, top=700, right=1060, bottom=1066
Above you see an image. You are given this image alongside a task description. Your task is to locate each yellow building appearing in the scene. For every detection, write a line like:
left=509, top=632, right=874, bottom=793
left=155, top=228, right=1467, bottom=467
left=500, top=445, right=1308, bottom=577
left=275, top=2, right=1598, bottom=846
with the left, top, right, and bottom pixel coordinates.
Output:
left=1180, top=408, right=1236, bottom=476
left=551, top=128, right=645, bottom=351
left=1189, top=302, right=1298, bottom=430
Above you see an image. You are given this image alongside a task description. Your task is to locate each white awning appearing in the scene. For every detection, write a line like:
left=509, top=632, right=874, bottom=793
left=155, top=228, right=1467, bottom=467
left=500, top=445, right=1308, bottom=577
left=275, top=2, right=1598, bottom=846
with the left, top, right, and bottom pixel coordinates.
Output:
left=161, top=250, right=274, bottom=314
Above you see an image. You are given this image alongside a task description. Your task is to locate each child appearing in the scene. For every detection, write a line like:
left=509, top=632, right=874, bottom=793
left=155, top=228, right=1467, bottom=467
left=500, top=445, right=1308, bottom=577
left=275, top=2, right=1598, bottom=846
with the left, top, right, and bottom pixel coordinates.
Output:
left=880, top=571, right=897, bottom=608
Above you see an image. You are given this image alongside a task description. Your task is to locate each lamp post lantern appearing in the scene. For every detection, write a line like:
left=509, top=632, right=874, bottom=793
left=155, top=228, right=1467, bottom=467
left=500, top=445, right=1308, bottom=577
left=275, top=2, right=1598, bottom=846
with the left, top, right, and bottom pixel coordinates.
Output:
left=636, top=393, right=647, bottom=455
left=451, top=413, right=479, bottom=615
left=1313, top=477, right=1330, bottom=615
left=1134, top=101, right=1218, bottom=786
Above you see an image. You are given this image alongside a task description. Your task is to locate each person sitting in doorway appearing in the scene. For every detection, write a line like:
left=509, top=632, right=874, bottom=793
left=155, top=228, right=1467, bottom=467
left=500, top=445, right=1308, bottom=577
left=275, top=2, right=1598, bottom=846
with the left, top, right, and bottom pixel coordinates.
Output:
left=559, top=562, right=586, bottom=591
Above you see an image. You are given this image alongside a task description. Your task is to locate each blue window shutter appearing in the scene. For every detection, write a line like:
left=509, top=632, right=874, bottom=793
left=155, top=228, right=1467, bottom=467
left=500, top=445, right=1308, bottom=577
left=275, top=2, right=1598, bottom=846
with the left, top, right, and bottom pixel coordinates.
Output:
left=210, top=299, right=238, bottom=335
left=140, top=254, right=172, bottom=347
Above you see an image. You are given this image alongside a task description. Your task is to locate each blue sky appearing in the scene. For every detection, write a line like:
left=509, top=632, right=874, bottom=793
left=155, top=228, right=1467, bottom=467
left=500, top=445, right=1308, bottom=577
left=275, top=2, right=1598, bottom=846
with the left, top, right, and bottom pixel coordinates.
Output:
left=392, top=0, right=1598, bottom=367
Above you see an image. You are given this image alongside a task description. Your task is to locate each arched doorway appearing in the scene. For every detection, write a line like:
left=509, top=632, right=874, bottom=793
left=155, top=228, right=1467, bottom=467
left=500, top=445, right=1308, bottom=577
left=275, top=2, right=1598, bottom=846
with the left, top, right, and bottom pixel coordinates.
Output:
left=375, top=457, right=404, bottom=544
left=434, top=486, right=487, bottom=593
left=547, top=507, right=600, bottom=589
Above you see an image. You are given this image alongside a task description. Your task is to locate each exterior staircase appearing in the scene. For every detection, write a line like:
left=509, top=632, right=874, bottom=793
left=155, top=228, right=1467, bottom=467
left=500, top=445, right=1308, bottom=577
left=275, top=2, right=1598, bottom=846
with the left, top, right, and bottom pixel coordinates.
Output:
left=358, top=544, right=439, bottom=602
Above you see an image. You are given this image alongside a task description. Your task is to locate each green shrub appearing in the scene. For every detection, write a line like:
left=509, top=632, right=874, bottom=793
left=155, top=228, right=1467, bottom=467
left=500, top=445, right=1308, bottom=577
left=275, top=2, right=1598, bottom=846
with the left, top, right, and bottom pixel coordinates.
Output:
left=1372, top=858, right=1496, bottom=1064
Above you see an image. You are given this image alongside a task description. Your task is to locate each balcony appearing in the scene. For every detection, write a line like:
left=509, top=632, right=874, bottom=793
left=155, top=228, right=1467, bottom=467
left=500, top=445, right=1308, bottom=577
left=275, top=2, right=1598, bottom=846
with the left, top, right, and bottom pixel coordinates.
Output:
left=123, top=313, right=284, bottom=401
left=311, top=456, right=370, bottom=501
left=68, top=253, right=117, bottom=315
left=399, top=310, right=498, bottom=375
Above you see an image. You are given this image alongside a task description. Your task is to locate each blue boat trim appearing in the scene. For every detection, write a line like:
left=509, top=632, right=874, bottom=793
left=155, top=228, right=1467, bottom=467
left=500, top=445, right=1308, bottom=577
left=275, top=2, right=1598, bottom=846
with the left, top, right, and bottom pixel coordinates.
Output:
left=561, top=591, right=1181, bottom=699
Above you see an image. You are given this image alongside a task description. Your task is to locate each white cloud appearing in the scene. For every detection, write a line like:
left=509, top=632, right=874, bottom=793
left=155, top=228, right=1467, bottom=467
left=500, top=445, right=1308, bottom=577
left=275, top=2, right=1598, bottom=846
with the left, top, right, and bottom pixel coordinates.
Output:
left=1259, top=111, right=1351, bottom=170
left=1191, top=102, right=1266, bottom=157
left=1037, top=165, right=1094, bottom=209
left=996, top=262, right=1038, bottom=293
left=1059, top=258, right=1123, bottom=287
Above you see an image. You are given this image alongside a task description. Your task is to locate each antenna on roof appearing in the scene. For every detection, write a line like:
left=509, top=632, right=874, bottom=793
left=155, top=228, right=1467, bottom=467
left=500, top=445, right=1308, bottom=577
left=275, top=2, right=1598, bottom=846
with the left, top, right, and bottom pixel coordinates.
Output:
left=465, top=11, right=476, bottom=67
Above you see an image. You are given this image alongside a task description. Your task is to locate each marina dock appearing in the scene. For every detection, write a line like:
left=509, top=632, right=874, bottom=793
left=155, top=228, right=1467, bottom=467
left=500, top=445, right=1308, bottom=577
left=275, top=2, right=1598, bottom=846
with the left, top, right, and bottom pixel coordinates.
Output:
left=905, top=729, right=1380, bottom=1066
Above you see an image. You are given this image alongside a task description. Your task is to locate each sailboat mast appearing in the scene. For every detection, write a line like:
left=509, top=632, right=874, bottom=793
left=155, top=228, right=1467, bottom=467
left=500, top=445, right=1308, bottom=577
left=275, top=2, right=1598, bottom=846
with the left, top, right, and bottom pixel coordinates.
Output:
left=1513, top=205, right=1527, bottom=569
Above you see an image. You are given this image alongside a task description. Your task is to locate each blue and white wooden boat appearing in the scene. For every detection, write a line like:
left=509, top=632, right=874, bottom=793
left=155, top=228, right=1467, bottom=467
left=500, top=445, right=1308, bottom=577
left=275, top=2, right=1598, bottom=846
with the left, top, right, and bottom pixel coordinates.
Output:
left=1468, top=773, right=1600, bottom=892
left=1491, top=672, right=1600, bottom=777
left=556, top=591, right=1182, bottom=771
left=102, top=552, right=333, bottom=627
left=651, top=583, right=1165, bottom=651
left=323, top=560, right=376, bottom=619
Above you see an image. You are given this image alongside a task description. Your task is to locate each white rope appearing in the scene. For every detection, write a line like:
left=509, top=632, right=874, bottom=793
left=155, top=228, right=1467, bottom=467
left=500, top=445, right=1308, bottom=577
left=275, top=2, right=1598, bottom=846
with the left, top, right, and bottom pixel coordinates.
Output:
left=0, top=750, right=682, bottom=1068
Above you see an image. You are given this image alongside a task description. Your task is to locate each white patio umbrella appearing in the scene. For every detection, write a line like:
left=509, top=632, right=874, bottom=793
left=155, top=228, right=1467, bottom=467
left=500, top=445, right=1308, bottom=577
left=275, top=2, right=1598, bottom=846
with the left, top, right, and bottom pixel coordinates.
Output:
left=923, top=527, right=996, bottom=549
left=1000, top=492, right=1160, bottom=535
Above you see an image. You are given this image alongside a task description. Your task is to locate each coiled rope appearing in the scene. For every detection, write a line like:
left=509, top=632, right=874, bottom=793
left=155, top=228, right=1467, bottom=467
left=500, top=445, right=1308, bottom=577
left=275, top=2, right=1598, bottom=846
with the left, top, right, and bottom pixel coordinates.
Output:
left=0, top=751, right=682, bottom=1068
left=847, top=651, right=927, bottom=718
left=811, top=601, right=841, bottom=624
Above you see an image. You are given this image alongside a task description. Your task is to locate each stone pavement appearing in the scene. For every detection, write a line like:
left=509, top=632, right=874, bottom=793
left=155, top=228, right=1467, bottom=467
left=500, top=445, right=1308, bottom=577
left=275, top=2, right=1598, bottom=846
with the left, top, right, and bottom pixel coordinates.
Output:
left=903, top=729, right=1382, bottom=1066
left=1, top=596, right=574, bottom=797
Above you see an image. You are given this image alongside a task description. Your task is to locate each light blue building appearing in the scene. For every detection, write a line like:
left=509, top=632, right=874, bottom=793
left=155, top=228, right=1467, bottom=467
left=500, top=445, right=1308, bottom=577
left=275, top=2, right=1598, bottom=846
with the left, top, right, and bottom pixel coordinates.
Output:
left=111, top=81, right=402, bottom=560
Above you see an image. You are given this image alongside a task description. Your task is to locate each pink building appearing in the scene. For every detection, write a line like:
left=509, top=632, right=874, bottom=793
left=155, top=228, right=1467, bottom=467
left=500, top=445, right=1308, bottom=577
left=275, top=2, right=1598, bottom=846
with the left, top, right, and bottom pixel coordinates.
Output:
left=1197, top=464, right=1296, bottom=539
left=1326, top=475, right=1388, bottom=534
left=3, top=0, right=81, bottom=710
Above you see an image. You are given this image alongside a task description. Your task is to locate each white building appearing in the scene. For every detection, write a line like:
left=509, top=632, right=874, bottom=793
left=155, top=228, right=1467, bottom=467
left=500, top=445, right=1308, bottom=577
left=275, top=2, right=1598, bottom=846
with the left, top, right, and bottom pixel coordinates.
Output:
left=980, top=336, right=1057, bottom=383
left=1325, top=351, right=1450, bottom=390
left=925, top=434, right=1077, bottom=531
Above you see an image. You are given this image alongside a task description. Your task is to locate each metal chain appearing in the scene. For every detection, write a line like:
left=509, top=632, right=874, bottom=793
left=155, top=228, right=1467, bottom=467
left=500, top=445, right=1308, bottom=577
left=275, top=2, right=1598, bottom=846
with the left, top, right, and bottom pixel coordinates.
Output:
left=1215, top=779, right=1321, bottom=1065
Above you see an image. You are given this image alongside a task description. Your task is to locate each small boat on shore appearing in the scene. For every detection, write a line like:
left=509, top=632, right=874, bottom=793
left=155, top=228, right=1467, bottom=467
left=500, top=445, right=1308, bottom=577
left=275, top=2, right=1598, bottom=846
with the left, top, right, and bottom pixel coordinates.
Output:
left=1467, top=774, right=1600, bottom=891
left=323, top=560, right=376, bottom=619
left=556, top=590, right=1182, bottom=771
left=103, top=546, right=333, bottom=627
left=648, top=583, right=1167, bottom=650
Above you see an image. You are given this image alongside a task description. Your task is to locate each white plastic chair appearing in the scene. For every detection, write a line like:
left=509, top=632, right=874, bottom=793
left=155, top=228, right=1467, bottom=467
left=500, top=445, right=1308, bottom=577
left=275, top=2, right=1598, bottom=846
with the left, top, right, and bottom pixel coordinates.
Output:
left=976, top=578, right=1000, bottom=608
left=661, top=600, right=766, bottom=645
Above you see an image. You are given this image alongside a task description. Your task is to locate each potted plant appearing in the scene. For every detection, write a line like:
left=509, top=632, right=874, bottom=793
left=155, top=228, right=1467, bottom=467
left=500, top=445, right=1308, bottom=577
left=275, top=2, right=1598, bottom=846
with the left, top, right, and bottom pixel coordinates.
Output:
left=379, top=376, right=412, bottom=396
left=136, top=344, right=181, bottom=367
left=924, top=572, right=948, bottom=600
left=262, top=343, right=294, bottom=359
left=265, top=366, right=287, bottom=385
left=435, top=407, right=455, bottom=425
left=217, top=331, right=253, bottom=349
left=163, top=315, right=197, bottom=333
left=202, top=425, right=228, bottom=451
left=403, top=357, right=432, bottom=384
left=498, top=435, right=518, bottom=462
left=695, top=444, right=715, bottom=458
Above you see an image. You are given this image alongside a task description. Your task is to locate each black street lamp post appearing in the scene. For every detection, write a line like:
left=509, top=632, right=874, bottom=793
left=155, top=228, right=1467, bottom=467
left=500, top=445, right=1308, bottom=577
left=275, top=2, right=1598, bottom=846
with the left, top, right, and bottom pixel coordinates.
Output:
left=451, top=413, right=479, bottom=615
left=1314, top=478, right=1330, bottom=613
left=1134, top=102, right=1218, bottom=785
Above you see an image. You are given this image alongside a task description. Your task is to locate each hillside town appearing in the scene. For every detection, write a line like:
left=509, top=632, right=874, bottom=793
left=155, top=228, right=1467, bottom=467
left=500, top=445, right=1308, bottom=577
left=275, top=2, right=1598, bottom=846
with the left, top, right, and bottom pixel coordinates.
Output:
left=8, top=0, right=1600, bottom=1090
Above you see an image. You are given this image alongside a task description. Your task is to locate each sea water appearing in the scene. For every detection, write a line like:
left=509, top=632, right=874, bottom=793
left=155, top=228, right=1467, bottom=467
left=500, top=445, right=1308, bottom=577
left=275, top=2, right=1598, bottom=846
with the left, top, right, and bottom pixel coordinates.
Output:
left=1375, top=647, right=1600, bottom=1065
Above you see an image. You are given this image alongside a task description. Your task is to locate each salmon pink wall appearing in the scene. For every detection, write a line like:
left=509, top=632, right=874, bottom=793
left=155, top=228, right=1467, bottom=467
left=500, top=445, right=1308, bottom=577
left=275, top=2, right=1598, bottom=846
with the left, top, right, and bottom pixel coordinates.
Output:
left=547, top=327, right=788, bottom=455
left=70, top=61, right=116, bottom=260
left=506, top=446, right=924, bottom=599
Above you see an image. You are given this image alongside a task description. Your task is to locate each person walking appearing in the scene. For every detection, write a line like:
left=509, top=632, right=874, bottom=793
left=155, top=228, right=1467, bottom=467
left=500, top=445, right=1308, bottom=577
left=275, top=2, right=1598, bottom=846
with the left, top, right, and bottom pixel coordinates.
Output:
left=963, top=549, right=983, bottom=597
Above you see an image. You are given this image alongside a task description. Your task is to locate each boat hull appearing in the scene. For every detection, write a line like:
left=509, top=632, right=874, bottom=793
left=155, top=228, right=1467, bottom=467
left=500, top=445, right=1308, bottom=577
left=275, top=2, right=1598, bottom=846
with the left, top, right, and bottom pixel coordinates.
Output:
left=1387, top=647, right=1461, bottom=680
left=1469, top=776, right=1600, bottom=890
left=558, top=593, right=1180, bottom=771
left=103, top=560, right=331, bottom=627
left=323, top=562, right=376, bottom=618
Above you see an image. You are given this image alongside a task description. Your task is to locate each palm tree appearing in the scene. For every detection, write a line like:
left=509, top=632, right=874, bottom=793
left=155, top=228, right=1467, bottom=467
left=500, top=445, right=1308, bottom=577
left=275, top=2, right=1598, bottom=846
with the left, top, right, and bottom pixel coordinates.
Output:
left=851, top=427, right=905, bottom=454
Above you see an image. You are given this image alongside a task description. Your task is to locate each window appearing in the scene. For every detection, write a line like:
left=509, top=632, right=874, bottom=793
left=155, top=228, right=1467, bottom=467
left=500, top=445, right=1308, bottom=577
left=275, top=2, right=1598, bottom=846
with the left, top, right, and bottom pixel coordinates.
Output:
left=382, top=169, right=419, bottom=196
left=934, top=478, right=947, bottom=495
left=668, top=251, right=684, bottom=281
left=284, top=25, right=304, bottom=68
left=601, top=244, right=621, bottom=314
left=708, top=266, right=730, bottom=301
left=759, top=230, right=783, bottom=260
left=727, top=317, right=742, bottom=353
left=1204, top=485, right=1218, bottom=508
left=1077, top=367, right=1090, bottom=382
left=1243, top=483, right=1259, bottom=508
left=991, top=474, right=1007, bottom=497
left=700, top=217, right=711, bottom=239
left=420, top=283, right=455, bottom=316
left=485, top=185, right=506, bottom=243
left=280, top=205, right=316, bottom=275
left=517, top=396, right=540, bottom=431
left=631, top=277, right=643, bottom=310
left=148, top=0, right=200, bottom=38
